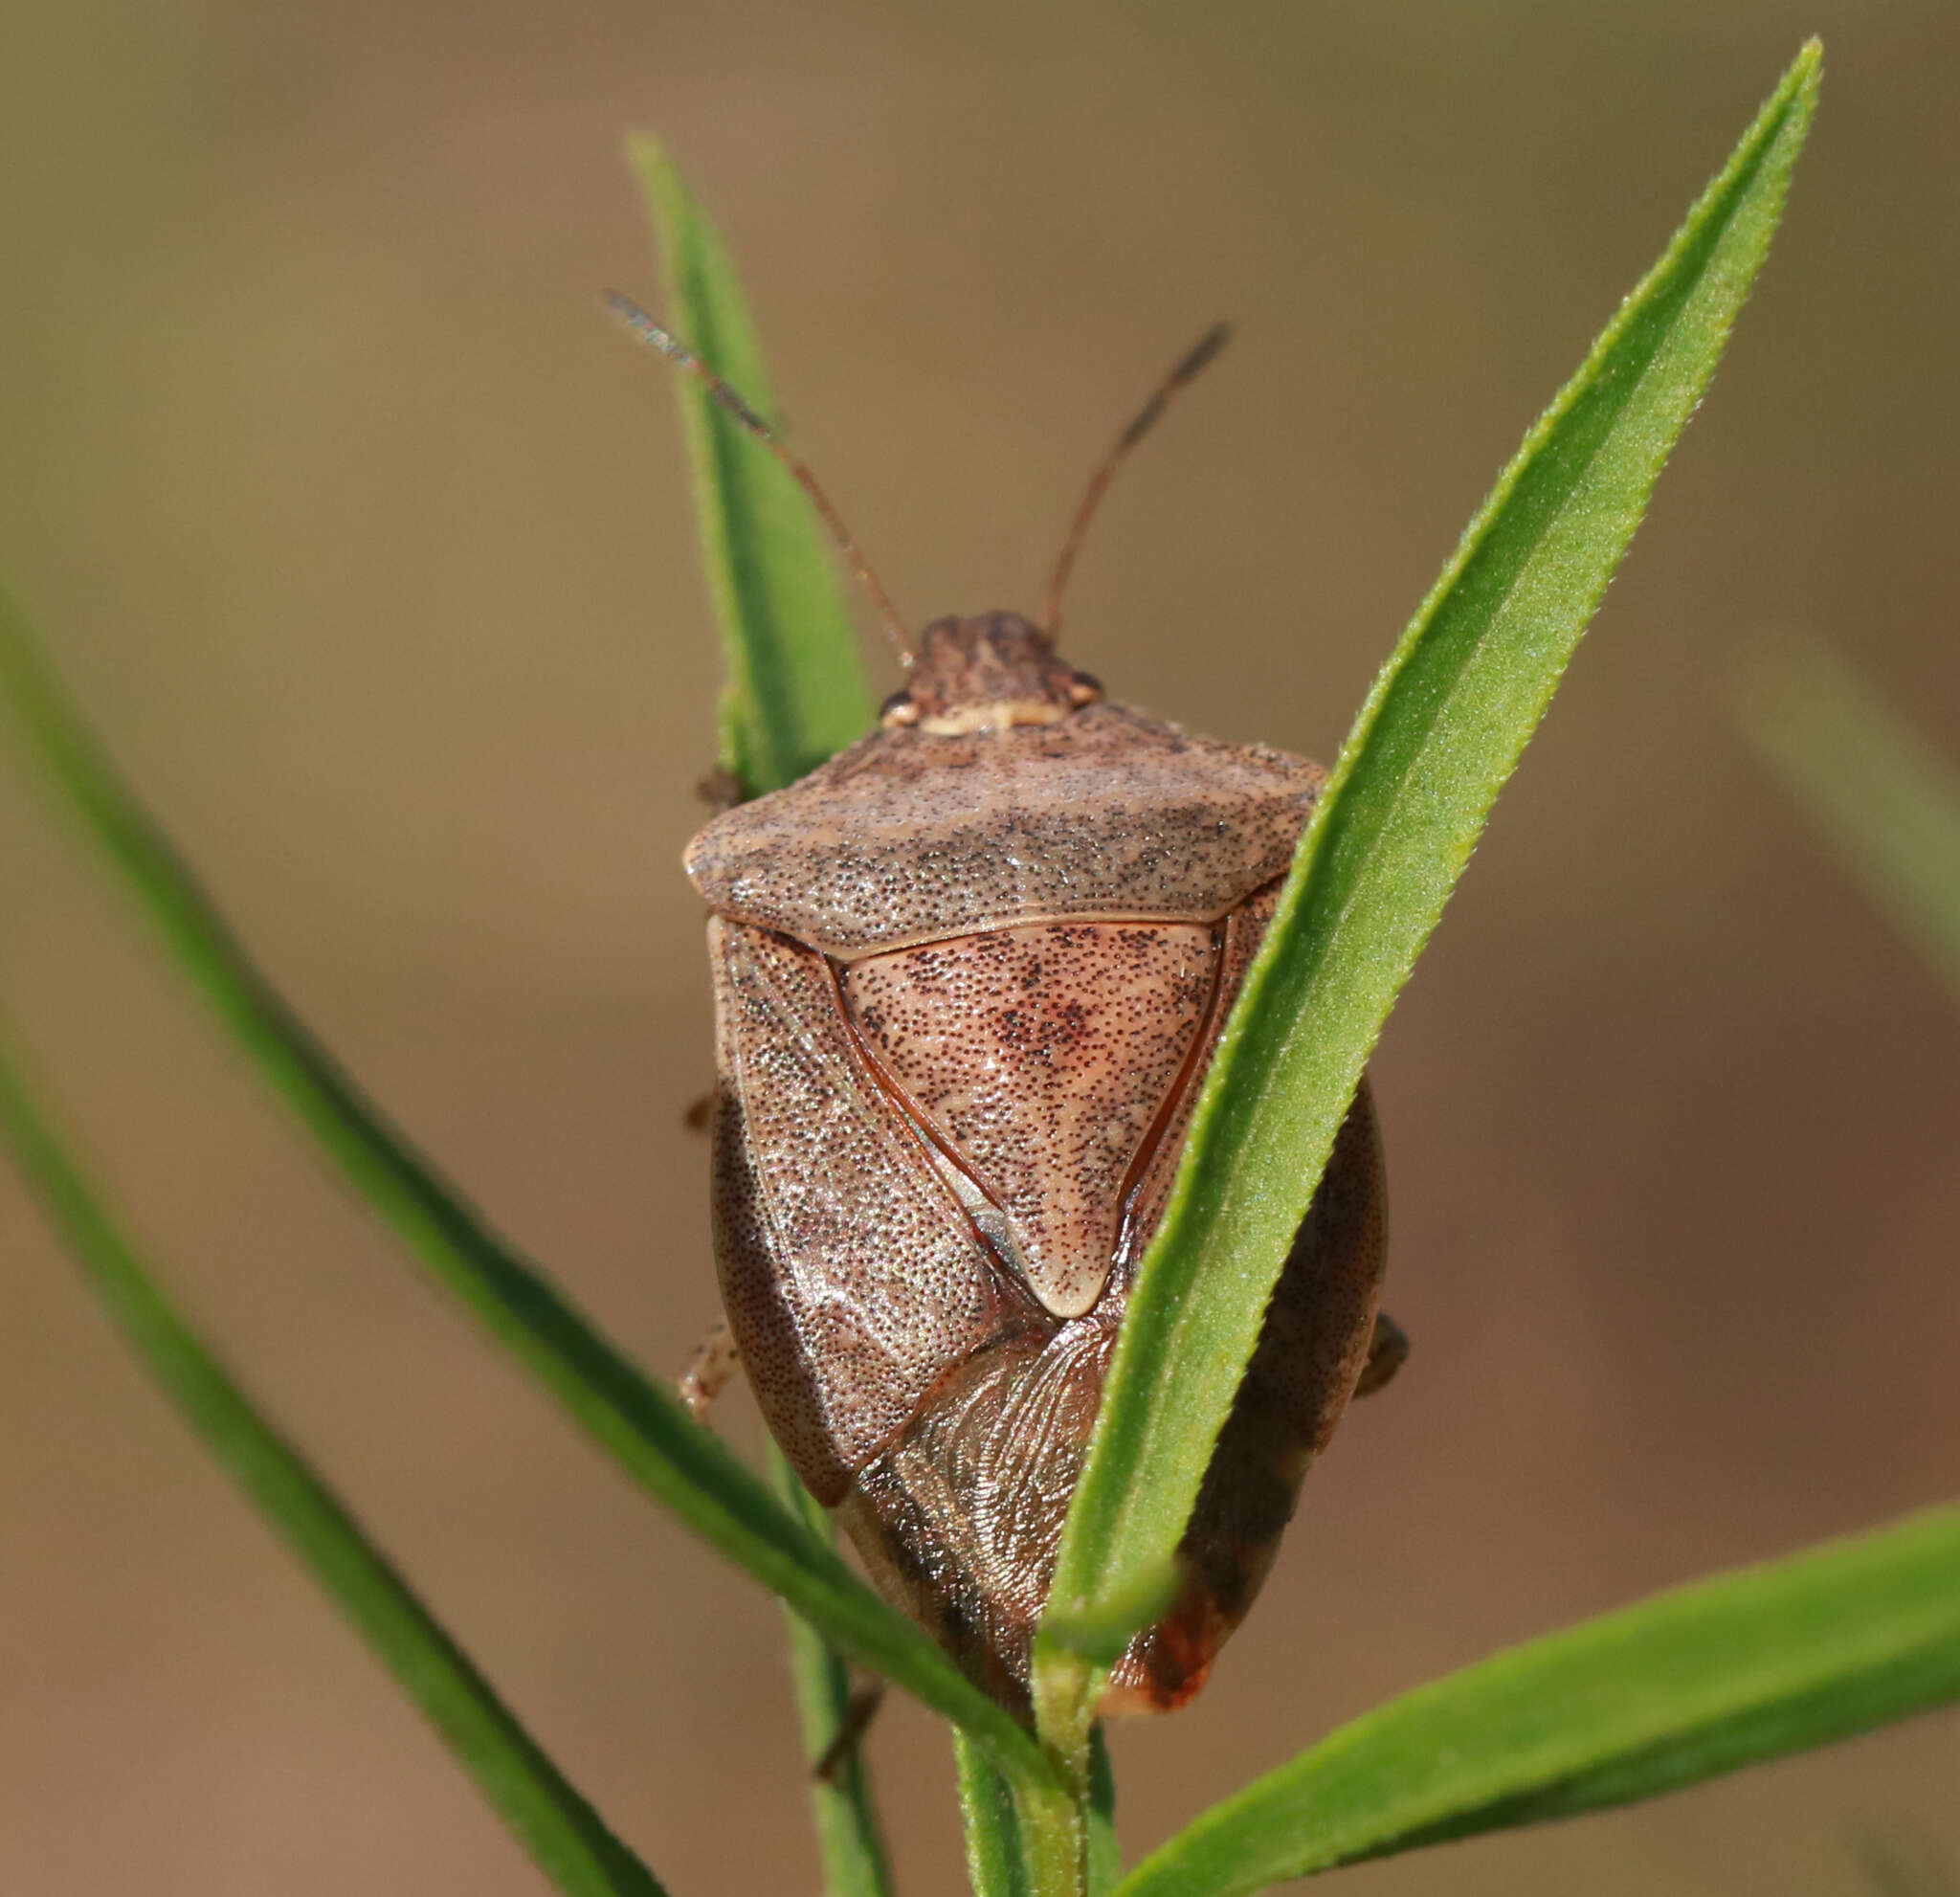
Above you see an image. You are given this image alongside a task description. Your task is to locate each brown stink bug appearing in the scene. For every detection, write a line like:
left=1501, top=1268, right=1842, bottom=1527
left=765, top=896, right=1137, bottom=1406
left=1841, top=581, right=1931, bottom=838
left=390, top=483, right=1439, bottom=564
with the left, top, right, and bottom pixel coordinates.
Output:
left=612, top=297, right=1405, bottom=1717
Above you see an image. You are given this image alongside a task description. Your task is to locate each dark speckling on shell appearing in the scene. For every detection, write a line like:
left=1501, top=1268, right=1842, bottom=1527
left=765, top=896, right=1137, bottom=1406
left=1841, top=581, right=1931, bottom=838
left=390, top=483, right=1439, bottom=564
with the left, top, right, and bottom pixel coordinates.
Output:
left=684, top=702, right=1325, bottom=959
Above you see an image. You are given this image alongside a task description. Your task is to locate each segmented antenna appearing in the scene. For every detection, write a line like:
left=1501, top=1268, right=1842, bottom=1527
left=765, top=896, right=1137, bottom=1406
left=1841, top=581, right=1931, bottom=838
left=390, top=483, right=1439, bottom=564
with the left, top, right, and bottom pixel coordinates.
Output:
left=1040, top=322, right=1234, bottom=637
left=604, top=290, right=912, bottom=664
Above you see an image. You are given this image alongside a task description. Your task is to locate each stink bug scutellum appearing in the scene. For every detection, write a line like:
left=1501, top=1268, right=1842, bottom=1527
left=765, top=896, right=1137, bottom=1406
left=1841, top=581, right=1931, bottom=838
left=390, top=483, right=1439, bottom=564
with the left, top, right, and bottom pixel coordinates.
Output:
left=611, top=296, right=1406, bottom=1717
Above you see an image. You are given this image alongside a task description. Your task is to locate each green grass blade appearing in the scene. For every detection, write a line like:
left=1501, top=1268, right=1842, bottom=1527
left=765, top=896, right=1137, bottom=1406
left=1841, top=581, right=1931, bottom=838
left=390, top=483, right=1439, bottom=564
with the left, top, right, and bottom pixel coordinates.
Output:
left=767, top=1442, right=896, bottom=1897
left=0, top=593, right=1055, bottom=1795
left=1114, top=1505, right=1960, bottom=1896
left=1736, top=632, right=1960, bottom=995
left=624, top=133, right=877, bottom=797
left=0, top=1043, right=671, bottom=1897
left=956, top=1731, right=1035, bottom=1897
left=1038, top=41, right=1822, bottom=1680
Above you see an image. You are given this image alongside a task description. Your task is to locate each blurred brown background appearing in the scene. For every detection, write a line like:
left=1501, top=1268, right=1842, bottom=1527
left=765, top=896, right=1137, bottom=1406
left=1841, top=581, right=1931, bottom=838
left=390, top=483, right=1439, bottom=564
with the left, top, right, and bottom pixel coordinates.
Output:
left=2, top=2, right=1955, bottom=1891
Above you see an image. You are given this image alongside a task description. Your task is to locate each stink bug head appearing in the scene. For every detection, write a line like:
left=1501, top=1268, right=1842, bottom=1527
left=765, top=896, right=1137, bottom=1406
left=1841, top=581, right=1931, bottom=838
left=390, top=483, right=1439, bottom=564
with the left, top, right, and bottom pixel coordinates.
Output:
left=618, top=301, right=1400, bottom=1717
left=879, top=613, right=1102, bottom=734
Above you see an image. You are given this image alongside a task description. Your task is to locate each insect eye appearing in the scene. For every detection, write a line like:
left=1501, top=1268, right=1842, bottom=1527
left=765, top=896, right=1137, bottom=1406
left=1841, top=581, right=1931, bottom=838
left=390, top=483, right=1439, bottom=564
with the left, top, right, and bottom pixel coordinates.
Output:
left=1067, top=672, right=1103, bottom=706
left=880, top=689, right=922, bottom=727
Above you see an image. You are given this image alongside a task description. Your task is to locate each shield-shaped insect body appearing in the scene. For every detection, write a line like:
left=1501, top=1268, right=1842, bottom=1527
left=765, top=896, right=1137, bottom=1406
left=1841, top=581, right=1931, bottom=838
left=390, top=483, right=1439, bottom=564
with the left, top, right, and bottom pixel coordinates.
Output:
left=612, top=296, right=1401, bottom=1715
left=687, top=613, right=1393, bottom=1714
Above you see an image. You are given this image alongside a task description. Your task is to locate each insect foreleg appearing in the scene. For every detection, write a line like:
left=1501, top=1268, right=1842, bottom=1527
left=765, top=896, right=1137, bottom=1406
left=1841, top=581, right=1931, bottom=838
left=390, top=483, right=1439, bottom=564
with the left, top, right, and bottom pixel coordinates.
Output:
left=679, top=1321, right=742, bottom=1422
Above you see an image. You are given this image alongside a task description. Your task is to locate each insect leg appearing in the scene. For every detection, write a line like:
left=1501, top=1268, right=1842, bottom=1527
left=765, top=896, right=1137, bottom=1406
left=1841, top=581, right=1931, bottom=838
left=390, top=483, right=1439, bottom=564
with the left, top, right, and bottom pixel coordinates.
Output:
left=813, top=1672, right=887, bottom=1784
left=1353, top=1310, right=1409, bottom=1398
left=679, top=1321, right=742, bottom=1422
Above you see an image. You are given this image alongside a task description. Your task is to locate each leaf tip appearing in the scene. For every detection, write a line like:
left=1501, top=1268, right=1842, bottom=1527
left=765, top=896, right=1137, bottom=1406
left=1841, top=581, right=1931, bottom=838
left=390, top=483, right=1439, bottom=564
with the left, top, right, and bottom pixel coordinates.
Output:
left=623, top=129, right=687, bottom=232
left=622, top=126, right=668, bottom=169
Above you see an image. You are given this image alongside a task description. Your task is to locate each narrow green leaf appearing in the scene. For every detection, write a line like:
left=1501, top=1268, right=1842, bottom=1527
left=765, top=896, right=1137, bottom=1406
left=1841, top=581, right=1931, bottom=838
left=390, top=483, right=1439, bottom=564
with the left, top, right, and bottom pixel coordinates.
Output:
left=0, top=593, right=1055, bottom=1796
left=1040, top=41, right=1822, bottom=1675
left=1116, top=1504, right=1960, bottom=1896
left=1736, top=631, right=1960, bottom=995
left=624, top=132, right=877, bottom=796
left=0, top=1043, right=670, bottom=1897
left=767, top=1441, right=896, bottom=1897
left=956, top=1731, right=1035, bottom=1897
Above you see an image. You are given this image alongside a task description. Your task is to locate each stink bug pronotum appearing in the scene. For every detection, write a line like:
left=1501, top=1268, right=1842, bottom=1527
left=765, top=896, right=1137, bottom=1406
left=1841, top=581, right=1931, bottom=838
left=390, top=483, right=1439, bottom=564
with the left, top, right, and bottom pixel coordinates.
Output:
left=612, top=296, right=1406, bottom=1716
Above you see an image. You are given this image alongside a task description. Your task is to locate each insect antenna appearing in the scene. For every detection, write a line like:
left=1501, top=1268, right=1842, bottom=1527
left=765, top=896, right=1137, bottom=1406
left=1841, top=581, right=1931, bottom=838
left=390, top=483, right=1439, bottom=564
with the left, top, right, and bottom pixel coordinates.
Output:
left=1040, top=321, right=1234, bottom=637
left=604, top=290, right=913, bottom=664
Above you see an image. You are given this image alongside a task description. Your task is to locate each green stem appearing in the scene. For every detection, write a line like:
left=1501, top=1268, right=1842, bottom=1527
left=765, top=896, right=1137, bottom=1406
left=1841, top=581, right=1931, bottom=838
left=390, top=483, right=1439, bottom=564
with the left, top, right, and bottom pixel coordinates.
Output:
left=955, top=1730, right=1034, bottom=1897
left=1020, top=1650, right=1102, bottom=1895
left=1012, top=1770, right=1088, bottom=1897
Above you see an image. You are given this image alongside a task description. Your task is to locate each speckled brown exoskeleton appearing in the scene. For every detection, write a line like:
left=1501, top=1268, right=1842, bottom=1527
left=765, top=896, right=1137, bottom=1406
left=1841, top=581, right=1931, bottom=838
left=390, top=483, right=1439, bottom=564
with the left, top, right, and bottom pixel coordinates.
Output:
left=612, top=298, right=1406, bottom=1719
